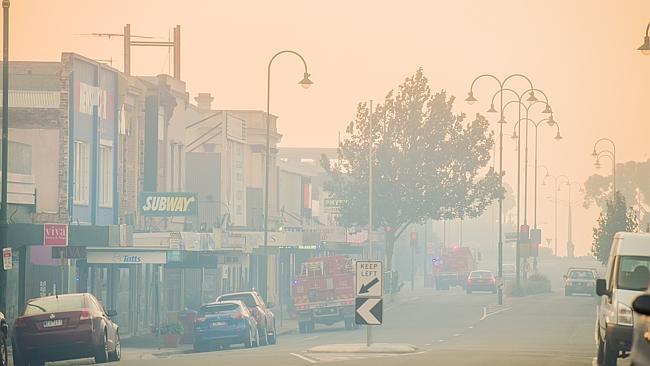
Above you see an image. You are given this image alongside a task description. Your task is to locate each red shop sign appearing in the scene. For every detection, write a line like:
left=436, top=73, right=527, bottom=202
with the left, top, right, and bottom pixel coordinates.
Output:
left=43, top=223, right=68, bottom=246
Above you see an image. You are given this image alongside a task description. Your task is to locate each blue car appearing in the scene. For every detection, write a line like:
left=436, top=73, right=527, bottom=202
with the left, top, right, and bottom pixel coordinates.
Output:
left=193, top=300, right=259, bottom=352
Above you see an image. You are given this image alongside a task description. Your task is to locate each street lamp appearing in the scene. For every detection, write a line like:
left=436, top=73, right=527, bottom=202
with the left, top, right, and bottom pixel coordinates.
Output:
left=639, top=20, right=650, bottom=55
left=511, top=117, right=561, bottom=230
left=498, top=89, right=553, bottom=284
left=542, top=173, right=570, bottom=257
left=262, top=50, right=313, bottom=302
left=466, top=73, right=535, bottom=305
left=592, top=138, right=616, bottom=195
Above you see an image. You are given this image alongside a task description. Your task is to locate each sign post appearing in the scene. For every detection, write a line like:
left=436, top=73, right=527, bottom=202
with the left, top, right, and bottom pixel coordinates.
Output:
left=355, top=260, right=383, bottom=346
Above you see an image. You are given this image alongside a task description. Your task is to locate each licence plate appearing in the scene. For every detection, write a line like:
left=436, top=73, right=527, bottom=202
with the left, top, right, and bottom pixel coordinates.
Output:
left=43, top=319, right=63, bottom=328
left=211, top=321, right=226, bottom=327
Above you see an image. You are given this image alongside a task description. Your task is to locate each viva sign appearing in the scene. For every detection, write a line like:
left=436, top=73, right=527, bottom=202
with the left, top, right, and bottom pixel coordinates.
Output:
left=140, top=192, right=198, bottom=217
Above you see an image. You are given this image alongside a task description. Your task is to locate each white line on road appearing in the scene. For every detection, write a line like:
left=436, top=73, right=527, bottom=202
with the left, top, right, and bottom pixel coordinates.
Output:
left=290, top=353, right=318, bottom=364
left=438, top=339, right=446, bottom=342
left=304, top=336, right=321, bottom=341
left=453, top=333, right=461, bottom=337
left=480, top=306, right=513, bottom=321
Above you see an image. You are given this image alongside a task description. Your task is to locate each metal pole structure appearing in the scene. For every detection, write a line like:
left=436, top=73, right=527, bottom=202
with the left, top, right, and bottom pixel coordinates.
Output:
left=263, top=50, right=312, bottom=303
left=554, top=183, right=558, bottom=257
left=593, top=138, right=616, bottom=196
left=0, top=0, right=9, bottom=314
left=424, top=221, right=428, bottom=288
left=466, top=74, right=536, bottom=305
left=367, top=100, right=373, bottom=347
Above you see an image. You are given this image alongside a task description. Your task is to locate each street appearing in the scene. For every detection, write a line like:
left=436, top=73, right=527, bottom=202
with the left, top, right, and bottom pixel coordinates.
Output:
left=95, top=287, right=602, bottom=366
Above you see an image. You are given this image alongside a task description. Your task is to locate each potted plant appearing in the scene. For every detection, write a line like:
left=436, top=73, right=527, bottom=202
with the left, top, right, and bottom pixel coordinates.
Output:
left=156, top=322, right=183, bottom=348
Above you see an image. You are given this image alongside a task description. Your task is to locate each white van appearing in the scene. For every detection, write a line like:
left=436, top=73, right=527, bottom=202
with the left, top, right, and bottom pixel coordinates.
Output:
left=595, top=232, right=650, bottom=366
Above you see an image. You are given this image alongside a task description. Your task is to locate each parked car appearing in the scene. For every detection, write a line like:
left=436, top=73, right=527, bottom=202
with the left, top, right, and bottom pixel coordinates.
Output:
left=466, top=270, right=497, bottom=294
left=193, top=300, right=259, bottom=352
left=12, top=293, right=121, bottom=366
left=632, top=293, right=650, bottom=366
left=595, top=232, right=650, bottom=366
left=216, top=291, right=276, bottom=345
left=564, top=268, right=597, bottom=296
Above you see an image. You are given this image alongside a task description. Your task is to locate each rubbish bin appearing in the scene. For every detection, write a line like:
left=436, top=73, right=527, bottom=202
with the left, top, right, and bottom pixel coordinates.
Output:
left=178, top=310, right=197, bottom=344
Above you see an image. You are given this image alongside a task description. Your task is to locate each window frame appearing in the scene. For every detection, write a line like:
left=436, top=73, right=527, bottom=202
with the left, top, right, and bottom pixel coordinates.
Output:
left=73, top=140, right=90, bottom=205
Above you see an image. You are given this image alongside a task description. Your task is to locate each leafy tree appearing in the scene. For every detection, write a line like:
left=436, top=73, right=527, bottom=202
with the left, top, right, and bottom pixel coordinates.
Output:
left=584, top=160, right=649, bottom=227
left=592, top=191, right=639, bottom=264
left=322, top=69, right=500, bottom=269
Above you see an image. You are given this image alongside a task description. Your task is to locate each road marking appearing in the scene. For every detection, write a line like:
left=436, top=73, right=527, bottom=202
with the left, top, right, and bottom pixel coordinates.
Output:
left=453, top=333, right=461, bottom=337
left=290, top=353, right=318, bottom=364
left=480, top=305, right=513, bottom=321
left=438, top=339, right=446, bottom=342
left=425, top=343, right=431, bottom=346
left=468, top=326, right=473, bottom=329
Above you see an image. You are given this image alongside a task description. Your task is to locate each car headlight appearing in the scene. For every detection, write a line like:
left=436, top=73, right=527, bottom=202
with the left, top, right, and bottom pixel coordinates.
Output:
left=617, top=302, right=633, bottom=326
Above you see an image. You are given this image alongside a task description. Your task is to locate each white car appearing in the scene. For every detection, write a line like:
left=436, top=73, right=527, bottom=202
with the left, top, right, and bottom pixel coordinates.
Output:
left=595, top=232, right=650, bottom=366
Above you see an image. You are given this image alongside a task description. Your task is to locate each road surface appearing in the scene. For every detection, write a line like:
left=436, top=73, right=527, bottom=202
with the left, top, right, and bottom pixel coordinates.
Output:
left=86, top=286, right=609, bottom=366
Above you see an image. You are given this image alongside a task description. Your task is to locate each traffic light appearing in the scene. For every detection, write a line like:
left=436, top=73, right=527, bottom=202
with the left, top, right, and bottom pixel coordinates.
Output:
left=410, top=232, right=418, bottom=247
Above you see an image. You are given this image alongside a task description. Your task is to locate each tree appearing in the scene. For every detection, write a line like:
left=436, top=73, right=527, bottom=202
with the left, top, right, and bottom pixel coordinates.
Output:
left=592, top=191, right=639, bottom=264
left=322, top=69, right=500, bottom=269
left=584, top=160, right=649, bottom=227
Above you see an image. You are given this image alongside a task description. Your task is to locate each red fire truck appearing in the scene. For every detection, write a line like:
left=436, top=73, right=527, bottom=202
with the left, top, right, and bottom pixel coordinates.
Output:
left=430, top=246, right=476, bottom=290
left=291, top=256, right=356, bottom=333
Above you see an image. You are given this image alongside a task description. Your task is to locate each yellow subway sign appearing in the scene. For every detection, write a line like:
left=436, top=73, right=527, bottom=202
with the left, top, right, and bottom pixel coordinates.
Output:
left=140, top=192, right=198, bottom=217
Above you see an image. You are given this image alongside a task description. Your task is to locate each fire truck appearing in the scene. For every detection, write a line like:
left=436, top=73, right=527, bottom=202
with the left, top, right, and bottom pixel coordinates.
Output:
left=291, top=256, right=356, bottom=333
left=430, top=246, right=476, bottom=290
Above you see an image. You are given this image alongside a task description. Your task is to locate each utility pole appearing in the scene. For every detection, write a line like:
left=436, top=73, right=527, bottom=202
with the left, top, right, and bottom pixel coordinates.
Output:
left=0, top=0, right=10, bottom=314
left=367, top=99, right=373, bottom=347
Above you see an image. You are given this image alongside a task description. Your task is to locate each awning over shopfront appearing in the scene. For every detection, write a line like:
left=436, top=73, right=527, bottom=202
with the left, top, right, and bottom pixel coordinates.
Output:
left=86, top=247, right=167, bottom=264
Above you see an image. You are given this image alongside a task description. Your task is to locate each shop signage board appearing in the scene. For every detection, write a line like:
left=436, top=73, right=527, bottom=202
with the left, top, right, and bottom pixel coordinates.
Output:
left=139, top=192, right=198, bottom=217
left=87, top=250, right=167, bottom=264
left=43, top=223, right=68, bottom=246
left=52, top=246, right=87, bottom=259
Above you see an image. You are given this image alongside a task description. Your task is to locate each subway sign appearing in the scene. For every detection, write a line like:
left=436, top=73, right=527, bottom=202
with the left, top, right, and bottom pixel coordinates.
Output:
left=140, top=192, right=198, bottom=217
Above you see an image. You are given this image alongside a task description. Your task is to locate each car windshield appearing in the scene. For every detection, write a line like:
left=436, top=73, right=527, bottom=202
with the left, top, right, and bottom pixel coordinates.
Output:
left=617, top=256, right=650, bottom=291
left=569, top=270, right=595, bottom=279
left=200, top=303, right=241, bottom=316
left=219, top=294, right=257, bottom=308
left=470, top=271, right=493, bottom=278
left=23, top=295, right=85, bottom=316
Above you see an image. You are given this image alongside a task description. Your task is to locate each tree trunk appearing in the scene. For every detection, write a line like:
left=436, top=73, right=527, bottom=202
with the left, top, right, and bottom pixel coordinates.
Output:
left=385, top=229, right=396, bottom=271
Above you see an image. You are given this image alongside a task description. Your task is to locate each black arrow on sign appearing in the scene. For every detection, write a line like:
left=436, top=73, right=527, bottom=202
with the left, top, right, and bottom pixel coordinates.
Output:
left=360, top=277, right=379, bottom=293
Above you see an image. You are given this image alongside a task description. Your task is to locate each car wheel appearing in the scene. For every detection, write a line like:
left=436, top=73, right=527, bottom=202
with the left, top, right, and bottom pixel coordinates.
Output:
left=193, top=342, right=207, bottom=353
left=245, top=327, right=254, bottom=348
left=596, top=336, right=605, bottom=365
left=109, top=332, right=121, bottom=361
left=268, top=326, right=277, bottom=345
left=259, top=326, right=269, bottom=346
left=95, top=330, right=109, bottom=364
left=602, top=336, right=618, bottom=366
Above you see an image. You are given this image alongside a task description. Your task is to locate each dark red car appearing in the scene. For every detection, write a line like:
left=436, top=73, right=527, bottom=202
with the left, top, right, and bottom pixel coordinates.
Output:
left=12, top=293, right=121, bottom=366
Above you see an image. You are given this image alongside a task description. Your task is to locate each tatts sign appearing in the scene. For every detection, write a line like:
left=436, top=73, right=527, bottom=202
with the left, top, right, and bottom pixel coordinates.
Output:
left=140, top=192, right=198, bottom=217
